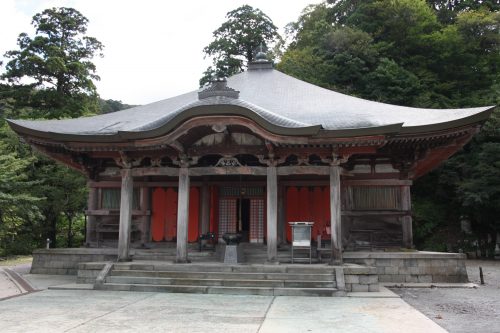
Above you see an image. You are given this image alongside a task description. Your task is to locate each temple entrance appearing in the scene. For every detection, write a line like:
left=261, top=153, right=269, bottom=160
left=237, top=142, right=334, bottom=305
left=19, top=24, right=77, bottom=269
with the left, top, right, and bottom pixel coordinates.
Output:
left=237, top=198, right=251, bottom=242
left=218, top=186, right=265, bottom=243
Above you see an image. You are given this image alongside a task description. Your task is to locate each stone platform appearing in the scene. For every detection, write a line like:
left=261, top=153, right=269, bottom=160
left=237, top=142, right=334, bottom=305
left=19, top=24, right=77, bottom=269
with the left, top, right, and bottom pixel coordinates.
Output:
left=30, top=246, right=468, bottom=286
left=344, top=251, right=468, bottom=283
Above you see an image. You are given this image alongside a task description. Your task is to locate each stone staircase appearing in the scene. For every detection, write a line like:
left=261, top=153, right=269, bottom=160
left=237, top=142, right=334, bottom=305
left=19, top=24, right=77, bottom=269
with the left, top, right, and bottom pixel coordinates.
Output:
left=242, top=243, right=322, bottom=264
left=131, top=249, right=217, bottom=262
left=93, top=262, right=343, bottom=296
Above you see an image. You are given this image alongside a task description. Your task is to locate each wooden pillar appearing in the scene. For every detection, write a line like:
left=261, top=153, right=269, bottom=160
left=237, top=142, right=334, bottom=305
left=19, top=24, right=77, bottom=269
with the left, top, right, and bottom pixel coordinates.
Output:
left=139, top=186, right=150, bottom=245
left=277, top=184, right=285, bottom=245
left=401, top=185, right=413, bottom=248
left=200, top=178, right=210, bottom=234
left=200, top=178, right=210, bottom=245
left=176, top=167, right=190, bottom=263
left=330, top=165, right=343, bottom=264
left=117, top=169, right=133, bottom=261
left=266, top=165, right=278, bottom=262
left=86, top=186, right=97, bottom=245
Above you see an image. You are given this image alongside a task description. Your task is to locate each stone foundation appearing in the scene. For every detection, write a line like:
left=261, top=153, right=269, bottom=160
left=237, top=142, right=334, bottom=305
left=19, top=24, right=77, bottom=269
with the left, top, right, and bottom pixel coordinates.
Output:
left=343, top=264, right=379, bottom=292
left=31, top=248, right=117, bottom=275
left=344, top=251, right=468, bottom=283
left=31, top=248, right=468, bottom=285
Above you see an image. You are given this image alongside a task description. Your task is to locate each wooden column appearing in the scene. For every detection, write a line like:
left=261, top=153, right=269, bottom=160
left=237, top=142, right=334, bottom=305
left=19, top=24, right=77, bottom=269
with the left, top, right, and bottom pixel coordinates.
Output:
left=401, top=185, right=413, bottom=248
left=117, top=169, right=133, bottom=261
left=176, top=167, right=190, bottom=263
left=86, top=186, right=97, bottom=245
left=266, top=165, right=278, bottom=262
left=330, top=165, right=343, bottom=264
left=139, top=186, right=150, bottom=245
left=277, top=184, right=285, bottom=245
left=200, top=178, right=210, bottom=245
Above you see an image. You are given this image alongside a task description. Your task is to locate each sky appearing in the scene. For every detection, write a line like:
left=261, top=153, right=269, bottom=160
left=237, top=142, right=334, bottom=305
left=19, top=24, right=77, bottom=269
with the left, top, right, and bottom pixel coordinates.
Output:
left=0, top=0, right=322, bottom=105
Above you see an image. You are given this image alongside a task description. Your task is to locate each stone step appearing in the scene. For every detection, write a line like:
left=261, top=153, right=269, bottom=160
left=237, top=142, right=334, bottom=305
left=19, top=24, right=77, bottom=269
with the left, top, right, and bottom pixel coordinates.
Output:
left=105, top=276, right=336, bottom=288
left=110, top=269, right=336, bottom=282
left=132, top=251, right=216, bottom=257
left=100, top=283, right=339, bottom=296
left=112, top=263, right=336, bottom=274
left=131, top=255, right=216, bottom=261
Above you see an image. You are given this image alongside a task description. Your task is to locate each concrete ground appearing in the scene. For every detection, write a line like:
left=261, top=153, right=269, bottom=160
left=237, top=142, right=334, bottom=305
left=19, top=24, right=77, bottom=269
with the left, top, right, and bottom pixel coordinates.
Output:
left=0, top=288, right=446, bottom=333
left=0, top=265, right=446, bottom=333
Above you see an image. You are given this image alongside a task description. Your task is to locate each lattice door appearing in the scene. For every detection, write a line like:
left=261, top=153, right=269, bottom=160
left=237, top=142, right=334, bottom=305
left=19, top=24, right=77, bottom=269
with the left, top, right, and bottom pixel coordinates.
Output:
left=218, top=198, right=237, bottom=240
left=250, top=198, right=264, bottom=243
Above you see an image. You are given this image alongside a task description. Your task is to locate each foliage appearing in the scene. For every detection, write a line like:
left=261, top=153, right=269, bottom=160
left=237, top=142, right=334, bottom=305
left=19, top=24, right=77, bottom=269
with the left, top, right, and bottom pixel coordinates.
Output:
left=280, top=0, right=500, bottom=254
left=0, top=7, right=100, bottom=253
left=0, top=125, right=43, bottom=253
left=1, top=7, right=103, bottom=119
left=200, top=5, right=283, bottom=86
left=98, top=98, right=135, bottom=114
left=427, top=0, right=500, bottom=22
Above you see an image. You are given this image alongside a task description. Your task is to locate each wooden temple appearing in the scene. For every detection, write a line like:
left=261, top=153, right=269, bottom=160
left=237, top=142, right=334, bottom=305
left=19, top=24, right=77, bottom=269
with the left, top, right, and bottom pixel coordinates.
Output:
left=8, top=55, right=494, bottom=265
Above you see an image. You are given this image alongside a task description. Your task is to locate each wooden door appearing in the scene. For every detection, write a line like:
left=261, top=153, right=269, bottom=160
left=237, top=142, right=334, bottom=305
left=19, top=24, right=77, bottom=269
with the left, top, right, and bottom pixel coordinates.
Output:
left=218, top=198, right=237, bottom=240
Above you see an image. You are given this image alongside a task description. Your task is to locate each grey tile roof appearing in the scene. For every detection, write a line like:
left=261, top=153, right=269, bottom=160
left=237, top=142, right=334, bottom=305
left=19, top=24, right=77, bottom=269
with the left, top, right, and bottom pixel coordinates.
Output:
left=8, top=68, right=494, bottom=139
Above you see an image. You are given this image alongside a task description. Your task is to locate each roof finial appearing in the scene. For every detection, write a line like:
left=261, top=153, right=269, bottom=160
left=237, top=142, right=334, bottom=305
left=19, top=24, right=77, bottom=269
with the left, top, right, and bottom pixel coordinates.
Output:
left=255, top=42, right=267, bottom=62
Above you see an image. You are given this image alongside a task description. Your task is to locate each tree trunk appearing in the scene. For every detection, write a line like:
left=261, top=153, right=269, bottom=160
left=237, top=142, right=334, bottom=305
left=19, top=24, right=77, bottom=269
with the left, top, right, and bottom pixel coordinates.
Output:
left=45, top=210, right=57, bottom=248
left=66, top=213, right=73, bottom=248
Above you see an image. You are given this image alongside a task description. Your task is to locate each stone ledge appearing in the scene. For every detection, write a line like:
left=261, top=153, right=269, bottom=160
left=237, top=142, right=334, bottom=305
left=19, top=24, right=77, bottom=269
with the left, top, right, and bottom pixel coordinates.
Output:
left=344, top=251, right=466, bottom=260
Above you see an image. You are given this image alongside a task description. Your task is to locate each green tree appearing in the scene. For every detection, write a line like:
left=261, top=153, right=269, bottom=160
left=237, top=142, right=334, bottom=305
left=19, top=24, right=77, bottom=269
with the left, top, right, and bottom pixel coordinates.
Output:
left=281, top=0, right=499, bottom=254
left=99, top=98, right=135, bottom=114
left=0, top=7, right=101, bottom=251
left=428, top=0, right=500, bottom=22
left=0, top=127, right=43, bottom=255
left=2, top=7, right=103, bottom=119
left=31, top=158, right=87, bottom=248
left=200, top=5, right=283, bottom=86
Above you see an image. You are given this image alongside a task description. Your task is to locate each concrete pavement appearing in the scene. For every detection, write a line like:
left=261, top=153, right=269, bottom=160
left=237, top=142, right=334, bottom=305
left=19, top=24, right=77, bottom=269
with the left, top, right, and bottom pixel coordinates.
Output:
left=0, top=266, right=447, bottom=332
left=0, top=269, right=23, bottom=299
left=0, top=287, right=446, bottom=333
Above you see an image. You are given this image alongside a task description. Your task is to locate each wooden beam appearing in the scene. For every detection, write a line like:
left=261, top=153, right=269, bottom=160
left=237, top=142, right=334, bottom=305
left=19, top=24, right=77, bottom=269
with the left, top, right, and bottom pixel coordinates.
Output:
left=330, top=165, right=343, bottom=264
left=341, top=211, right=407, bottom=216
left=401, top=185, right=413, bottom=248
left=176, top=167, right=190, bottom=263
left=85, top=209, right=151, bottom=216
left=101, top=165, right=354, bottom=179
left=132, top=167, right=179, bottom=177
left=139, top=187, right=150, bottom=244
left=281, top=180, right=329, bottom=187
left=117, top=169, right=133, bottom=261
left=343, top=179, right=412, bottom=186
left=267, top=166, right=278, bottom=262
left=86, top=187, right=98, bottom=245
left=189, top=166, right=267, bottom=176
left=188, top=145, right=267, bottom=157
left=200, top=178, right=210, bottom=242
left=278, top=166, right=329, bottom=175
left=277, top=184, right=285, bottom=245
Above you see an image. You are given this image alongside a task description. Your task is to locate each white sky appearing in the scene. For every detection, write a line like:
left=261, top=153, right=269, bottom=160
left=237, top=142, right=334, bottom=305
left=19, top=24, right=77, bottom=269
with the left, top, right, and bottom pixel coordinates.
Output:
left=0, top=0, right=322, bottom=105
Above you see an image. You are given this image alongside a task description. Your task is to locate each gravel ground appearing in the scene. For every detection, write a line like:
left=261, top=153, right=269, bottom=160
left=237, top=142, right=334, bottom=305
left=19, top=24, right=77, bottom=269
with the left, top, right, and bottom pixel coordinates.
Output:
left=392, top=259, right=500, bottom=333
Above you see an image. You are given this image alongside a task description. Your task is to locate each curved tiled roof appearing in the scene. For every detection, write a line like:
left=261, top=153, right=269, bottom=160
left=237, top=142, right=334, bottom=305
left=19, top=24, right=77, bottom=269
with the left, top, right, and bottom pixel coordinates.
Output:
left=8, top=67, right=495, bottom=141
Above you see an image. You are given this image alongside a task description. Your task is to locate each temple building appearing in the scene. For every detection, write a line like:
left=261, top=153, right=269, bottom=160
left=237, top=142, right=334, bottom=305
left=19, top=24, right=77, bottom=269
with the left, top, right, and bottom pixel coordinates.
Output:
left=7, top=54, right=494, bottom=292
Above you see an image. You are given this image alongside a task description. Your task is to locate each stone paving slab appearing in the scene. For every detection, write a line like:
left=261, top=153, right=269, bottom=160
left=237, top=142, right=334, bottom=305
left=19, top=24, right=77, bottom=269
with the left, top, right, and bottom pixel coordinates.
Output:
left=0, top=289, right=447, bottom=333
left=383, top=282, right=478, bottom=288
left=259, top=296, right=447, bottom=333
left=48, top=283, right=94, bottom=290
left=346, top=286, right=399, bottom=298
left=0, top=269, right=23, bottom=299
left=22, top=274, right=76, bottom=290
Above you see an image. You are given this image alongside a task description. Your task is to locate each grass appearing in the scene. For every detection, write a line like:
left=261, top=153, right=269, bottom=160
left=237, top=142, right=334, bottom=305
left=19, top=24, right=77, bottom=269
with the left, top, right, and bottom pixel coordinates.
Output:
left=0, top=255, right=33, bottom=266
